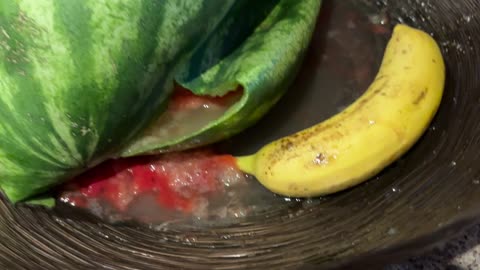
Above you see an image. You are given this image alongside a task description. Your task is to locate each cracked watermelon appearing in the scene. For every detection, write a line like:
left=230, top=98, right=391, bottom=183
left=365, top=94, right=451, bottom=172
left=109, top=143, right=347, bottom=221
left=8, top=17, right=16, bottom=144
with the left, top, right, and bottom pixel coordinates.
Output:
left=0, top=0, right=321, bottom=202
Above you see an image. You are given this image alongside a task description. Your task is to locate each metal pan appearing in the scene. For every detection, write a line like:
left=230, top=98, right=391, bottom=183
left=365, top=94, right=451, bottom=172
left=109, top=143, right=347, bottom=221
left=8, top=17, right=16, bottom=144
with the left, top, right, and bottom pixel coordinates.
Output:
left=1, top=0, right=479, bottom=269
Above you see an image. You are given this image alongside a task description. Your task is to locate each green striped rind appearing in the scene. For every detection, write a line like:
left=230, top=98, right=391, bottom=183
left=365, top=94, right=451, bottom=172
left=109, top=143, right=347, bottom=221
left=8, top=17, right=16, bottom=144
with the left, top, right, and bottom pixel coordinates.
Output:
left=0, top=0, right=237, bottom=202
left=121, top=0, right=322, bottom=156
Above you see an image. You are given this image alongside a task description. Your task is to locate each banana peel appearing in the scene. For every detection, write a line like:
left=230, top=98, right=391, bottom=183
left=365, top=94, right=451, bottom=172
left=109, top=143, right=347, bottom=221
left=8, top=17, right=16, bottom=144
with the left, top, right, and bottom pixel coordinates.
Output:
left=236, top=24, right=446, bottom=197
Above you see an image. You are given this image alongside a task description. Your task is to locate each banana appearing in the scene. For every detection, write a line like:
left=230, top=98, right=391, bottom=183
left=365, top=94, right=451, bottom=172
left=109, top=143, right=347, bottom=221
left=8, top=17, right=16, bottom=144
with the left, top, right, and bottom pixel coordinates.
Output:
left=235, top=24, right=445, bottom=197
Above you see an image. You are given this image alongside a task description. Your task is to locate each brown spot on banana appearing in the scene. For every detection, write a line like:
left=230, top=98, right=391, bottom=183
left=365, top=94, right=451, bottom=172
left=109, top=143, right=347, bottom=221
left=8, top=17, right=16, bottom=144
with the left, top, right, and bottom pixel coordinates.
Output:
left=413, top=87, right=428, bottom=105
left=313, top=153, right=328, bottom=165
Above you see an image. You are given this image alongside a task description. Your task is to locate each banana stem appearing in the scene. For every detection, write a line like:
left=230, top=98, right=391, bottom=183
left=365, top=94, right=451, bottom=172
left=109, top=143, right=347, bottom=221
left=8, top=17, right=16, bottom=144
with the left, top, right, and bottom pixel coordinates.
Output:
left=235, top=155, right=256, bottom=175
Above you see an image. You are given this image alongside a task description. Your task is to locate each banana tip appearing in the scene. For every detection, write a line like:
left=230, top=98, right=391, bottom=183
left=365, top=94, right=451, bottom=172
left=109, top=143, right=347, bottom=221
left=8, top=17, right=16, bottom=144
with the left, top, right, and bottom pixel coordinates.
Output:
left=235, top=155, right=256, bottom=175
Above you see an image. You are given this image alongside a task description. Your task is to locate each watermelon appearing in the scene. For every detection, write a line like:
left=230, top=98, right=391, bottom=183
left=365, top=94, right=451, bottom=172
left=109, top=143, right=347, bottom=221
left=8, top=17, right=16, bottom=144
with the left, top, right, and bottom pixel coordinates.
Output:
left=0, top=0, right=321, bottom=203
left=122, top=0, right=323, bottom=155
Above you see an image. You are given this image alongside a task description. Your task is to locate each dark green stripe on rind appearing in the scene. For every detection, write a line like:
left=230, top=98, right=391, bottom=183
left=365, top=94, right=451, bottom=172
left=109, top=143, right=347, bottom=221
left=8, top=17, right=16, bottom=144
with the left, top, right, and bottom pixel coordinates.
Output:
left=53, top=0, right=102, bottom=162
left=178, top=0, right=279, bottom=84
left=121, top=0, right=322, bottom=156
left=70, top=0, right=170, bottom=163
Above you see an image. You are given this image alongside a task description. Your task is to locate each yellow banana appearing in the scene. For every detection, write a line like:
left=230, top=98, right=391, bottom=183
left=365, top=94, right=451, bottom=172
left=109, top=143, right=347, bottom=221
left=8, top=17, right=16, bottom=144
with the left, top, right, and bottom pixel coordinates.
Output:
left=235, top=24, right=445, bottom=197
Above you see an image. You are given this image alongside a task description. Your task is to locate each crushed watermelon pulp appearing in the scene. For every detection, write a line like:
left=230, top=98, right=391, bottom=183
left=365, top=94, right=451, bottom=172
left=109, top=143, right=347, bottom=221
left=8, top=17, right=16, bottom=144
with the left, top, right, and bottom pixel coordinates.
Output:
left=59, top=86, right=251, bottom=223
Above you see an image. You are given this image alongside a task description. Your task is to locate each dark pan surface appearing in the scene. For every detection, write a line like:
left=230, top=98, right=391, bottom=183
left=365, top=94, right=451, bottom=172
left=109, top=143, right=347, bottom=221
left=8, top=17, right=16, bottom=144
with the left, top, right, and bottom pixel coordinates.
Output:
left=1, top=0, right=480, bottom=269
